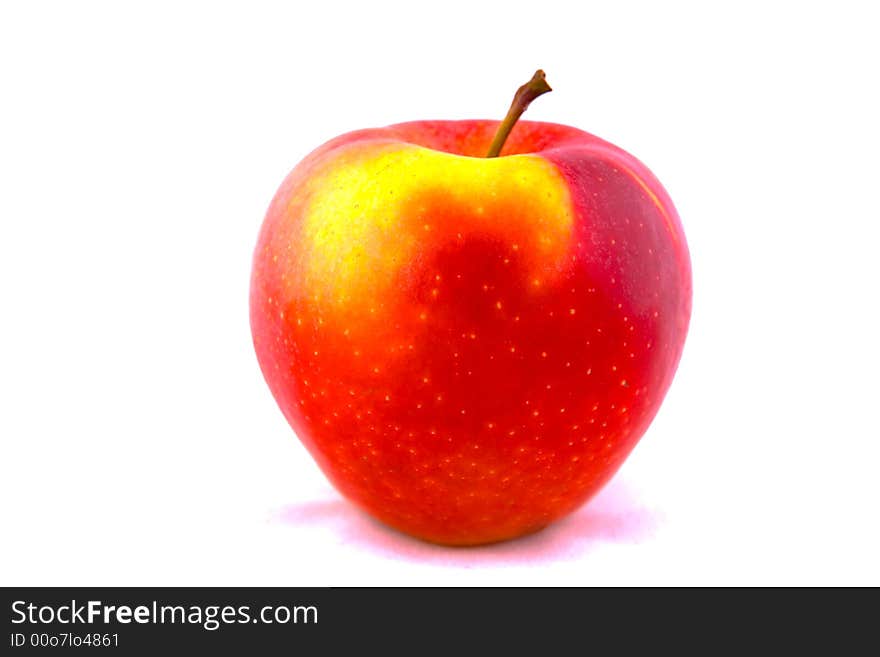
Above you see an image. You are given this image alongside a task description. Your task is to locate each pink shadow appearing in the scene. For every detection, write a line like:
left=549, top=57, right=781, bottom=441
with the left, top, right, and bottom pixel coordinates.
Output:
left=274, top=476, right=661, bottom=565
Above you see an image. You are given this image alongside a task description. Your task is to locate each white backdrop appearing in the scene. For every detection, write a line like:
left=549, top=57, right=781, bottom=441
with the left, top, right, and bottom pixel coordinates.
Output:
left=2, top=1, right=878, bottom=585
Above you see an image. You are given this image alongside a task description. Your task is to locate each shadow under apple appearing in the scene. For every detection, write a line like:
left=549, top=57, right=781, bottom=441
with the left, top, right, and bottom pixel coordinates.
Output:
left=274, top=476, right=661, bottom=565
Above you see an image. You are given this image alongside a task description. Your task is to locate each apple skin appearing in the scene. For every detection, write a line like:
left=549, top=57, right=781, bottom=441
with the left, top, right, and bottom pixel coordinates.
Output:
left=250, top=120, right=691, bottom=546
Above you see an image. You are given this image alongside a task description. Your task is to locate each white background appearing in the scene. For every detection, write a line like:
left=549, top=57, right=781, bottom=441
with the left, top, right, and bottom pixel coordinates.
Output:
left=2, top=1, right=878, bottom=586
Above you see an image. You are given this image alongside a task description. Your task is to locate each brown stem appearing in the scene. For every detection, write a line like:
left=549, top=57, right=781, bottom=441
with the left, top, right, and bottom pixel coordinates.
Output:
left=486, top=70, right=552, bottom=157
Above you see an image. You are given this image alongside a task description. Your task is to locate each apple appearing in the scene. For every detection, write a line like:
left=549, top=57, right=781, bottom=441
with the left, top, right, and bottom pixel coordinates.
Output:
left=250, top=72, right=691, bottom=545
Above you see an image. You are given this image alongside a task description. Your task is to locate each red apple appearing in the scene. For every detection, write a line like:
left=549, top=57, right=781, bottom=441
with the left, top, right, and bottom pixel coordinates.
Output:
left=250, top=72, right=691, bottom=545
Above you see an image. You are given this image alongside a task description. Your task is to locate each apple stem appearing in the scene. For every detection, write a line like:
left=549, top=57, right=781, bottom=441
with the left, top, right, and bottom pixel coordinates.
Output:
left=486, top=70, right=552, bottom=158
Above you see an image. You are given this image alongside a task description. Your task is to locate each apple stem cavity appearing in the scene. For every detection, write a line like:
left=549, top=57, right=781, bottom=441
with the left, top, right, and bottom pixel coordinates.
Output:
left=486, top=70, right=552, bottom=158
